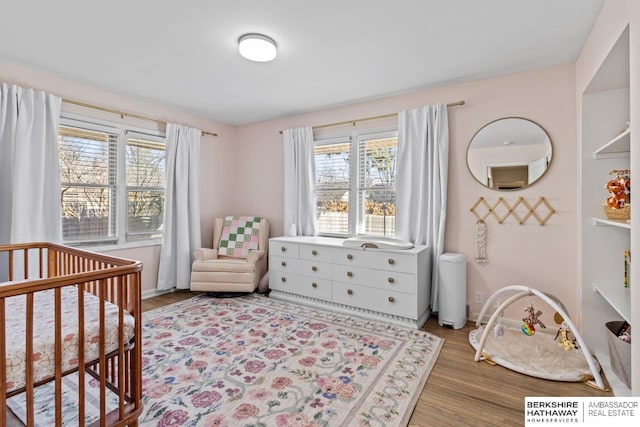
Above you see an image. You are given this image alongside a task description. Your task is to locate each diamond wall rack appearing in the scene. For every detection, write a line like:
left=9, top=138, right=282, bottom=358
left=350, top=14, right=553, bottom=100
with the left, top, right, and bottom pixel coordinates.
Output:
left=470, top=196, right=556, bottom=226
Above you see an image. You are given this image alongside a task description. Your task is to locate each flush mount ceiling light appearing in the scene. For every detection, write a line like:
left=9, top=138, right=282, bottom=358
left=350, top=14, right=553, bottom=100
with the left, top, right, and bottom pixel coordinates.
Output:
left=238, top=34, right=277, bottom=62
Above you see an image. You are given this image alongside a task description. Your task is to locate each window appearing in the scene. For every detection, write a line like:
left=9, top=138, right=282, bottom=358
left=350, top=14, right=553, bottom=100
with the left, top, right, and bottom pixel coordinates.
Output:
left=59, top=124, right=118, bottom=244
left=126, top=133, right=165, bottom=241
left=315, top=138, right=351, bottom=235
left=59, top=117, right=165, bottom=246
left=358, top=134, right=397, bottom=236
left=314, top=130, right=397, bottom=237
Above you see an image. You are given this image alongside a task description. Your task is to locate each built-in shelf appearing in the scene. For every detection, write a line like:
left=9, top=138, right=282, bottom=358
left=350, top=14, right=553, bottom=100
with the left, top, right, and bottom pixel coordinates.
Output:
left=594, top=128, right=630, bottom=159
left=593, top=217, right=631, bottom=229
left=582, top=24, right=634, bottom=395
left=594, top=285, right=631, bottom=322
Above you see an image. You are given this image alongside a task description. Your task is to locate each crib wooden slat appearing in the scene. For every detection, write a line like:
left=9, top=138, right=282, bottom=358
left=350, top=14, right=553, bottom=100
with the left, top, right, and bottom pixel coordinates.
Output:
left=133, top=272, right=143, bottom=405
left=23, top=248, right=28, bottom=280
left=25, top=292, right=35, bottom=426
left=99, top=278, right=107, bottom=427
left=49, top=248, right=57, bottom=279
left=8, top=250, right=13, bottom=281
left=118, top=276, right=126, bottom=419
left=54, top=287, right=63, bottom=425
left=124, top=351, right=130, bottom=395
left=0, top=299, right=7, bottom=427
left=78, top=283, right=86, bottom=427
left=39, top=248, right=44, bottom=278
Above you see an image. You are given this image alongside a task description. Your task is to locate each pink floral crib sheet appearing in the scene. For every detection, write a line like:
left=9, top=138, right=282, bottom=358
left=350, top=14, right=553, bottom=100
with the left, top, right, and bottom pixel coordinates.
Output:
left=4, top=287, right=135, bottom=392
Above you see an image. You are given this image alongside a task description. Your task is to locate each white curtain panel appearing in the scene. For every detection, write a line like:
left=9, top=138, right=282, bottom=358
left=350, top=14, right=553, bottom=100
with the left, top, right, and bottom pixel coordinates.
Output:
left=396, top=104, right=449, bottom=312
left=157, top=123, right=202, bottom=290
left=283, top=126, right=316, bottom=236
left=0, top=83, right=62, bottom=245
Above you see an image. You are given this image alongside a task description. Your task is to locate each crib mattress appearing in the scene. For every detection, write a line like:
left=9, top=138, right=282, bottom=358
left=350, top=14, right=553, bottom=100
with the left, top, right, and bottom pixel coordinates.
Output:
left=4, top=287, right=135, bottom=393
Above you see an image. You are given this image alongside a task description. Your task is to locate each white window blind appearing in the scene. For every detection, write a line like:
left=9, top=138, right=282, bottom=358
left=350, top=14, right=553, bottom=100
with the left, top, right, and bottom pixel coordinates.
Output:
left=314, top=137, right=351, bottom=236
left=357, top=135, right=397, bottom=236
left=59, top=116, right=166, bottom=247
left=59, top=124, right=118, bottom=243
left=126, top=132, right=165, bottom=241
left=314, top=130, right=398, bottom=236
left=313, top=130, right=397, bottom=237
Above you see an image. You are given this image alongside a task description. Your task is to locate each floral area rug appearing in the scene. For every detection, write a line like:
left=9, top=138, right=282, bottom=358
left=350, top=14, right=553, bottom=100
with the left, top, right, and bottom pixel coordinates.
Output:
left=138, top=294, right=443, bottom=427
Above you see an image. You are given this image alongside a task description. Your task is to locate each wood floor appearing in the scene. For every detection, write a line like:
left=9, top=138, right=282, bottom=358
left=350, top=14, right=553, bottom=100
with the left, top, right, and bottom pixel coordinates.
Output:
left=144, top=290, right=613, bottom=427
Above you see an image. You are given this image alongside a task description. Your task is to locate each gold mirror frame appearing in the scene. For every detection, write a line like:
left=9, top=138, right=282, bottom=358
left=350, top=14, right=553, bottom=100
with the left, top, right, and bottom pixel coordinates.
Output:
left=466, top=117, right=553, bottom=191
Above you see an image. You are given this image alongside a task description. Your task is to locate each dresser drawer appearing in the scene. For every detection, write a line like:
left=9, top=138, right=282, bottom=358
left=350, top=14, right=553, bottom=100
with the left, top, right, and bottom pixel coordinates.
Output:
left=332, top=281, right=416, bottom=318
left=271, top=256, right=332, bottom=279
left=331, top=248, right=416, bottom=273
left=273, top=241, right=299, bottom=258
left=331, top=264, right=415, bottom=294
left=269, top=271, right=332, bottom=300
left=299, top=244, right=333, bottom=263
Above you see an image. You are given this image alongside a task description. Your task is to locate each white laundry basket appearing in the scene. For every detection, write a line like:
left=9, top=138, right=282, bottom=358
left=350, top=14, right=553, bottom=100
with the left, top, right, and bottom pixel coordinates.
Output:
left=438, top=253, right=467, bottom=329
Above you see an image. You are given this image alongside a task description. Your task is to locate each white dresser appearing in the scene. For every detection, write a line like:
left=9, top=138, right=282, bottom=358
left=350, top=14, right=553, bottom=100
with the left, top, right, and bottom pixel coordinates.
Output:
left=268, top=236, right=431, bottom=329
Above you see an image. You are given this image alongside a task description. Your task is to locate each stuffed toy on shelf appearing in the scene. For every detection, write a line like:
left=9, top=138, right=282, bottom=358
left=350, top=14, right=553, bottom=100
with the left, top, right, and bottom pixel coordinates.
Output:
left=604, top=169, right=631, bottom=220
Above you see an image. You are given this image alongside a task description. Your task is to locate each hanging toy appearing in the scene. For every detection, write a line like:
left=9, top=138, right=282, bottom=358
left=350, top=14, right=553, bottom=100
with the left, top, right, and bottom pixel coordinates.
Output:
left=554, top=322, right=578, bottom=351
left=553, top=312, right=564, bottom=325
left=521, top=304, right=546, bottom=336
left=521, top=323, right=535, bottom=336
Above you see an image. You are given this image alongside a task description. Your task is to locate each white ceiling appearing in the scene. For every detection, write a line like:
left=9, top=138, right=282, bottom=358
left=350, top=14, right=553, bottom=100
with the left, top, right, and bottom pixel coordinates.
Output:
left=0, top=0, right=605, bottom=125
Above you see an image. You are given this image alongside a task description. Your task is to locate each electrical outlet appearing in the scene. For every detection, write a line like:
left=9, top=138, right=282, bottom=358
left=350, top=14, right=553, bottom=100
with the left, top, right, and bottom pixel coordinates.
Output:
left=475, top=291, right=483, bottom=304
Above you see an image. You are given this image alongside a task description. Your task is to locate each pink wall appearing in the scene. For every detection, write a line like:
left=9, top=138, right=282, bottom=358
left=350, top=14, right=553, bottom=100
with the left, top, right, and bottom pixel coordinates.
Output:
left=0, top=59, right=236, bottom=293
left=0, top=50, right=582, bottom=324
left=235, top=63, right=578, bottom=320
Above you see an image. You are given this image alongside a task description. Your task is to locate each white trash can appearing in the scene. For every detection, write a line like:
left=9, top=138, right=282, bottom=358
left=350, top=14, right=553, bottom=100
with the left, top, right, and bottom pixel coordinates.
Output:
left=438, top=253, right=467, bottom=329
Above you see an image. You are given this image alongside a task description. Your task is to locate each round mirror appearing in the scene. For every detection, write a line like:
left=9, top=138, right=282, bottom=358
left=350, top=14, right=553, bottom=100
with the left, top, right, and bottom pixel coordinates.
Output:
left=466, top=117, right=552, bottom=190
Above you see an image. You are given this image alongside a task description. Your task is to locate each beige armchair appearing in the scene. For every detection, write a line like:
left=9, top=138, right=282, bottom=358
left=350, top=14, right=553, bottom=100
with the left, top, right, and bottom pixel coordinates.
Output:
left=190, top=217, right=269, bottom=293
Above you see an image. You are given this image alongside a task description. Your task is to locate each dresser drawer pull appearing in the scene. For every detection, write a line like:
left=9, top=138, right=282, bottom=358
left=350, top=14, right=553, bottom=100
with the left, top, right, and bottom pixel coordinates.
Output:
left=312, top=249, right=318, bottom=255
left=347, top=289, right=353, bottom=295
left=312, top=282, right=318, bottom=288
left=312, top=266, right=318, bottom=271
left=388, top=258, right=395, bottom=265
left=347, top=254, right=353, bottom=260
left=281, top=261, right=287, bottom=267
left=281, top=277, right=287, bottom=282
left=388, top=296, right=395, bottom=303
left=281, top=246, right=287, bottom=252
left=388, top=277, right=395, bottom=283
left=347, top=271, right=353, bottom=277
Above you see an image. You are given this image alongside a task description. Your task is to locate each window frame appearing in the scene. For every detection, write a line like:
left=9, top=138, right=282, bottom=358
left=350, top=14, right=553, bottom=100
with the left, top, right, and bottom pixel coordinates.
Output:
left=314, top=126, right=398, bottom=238
left=60, top=113, right=165, bottom=248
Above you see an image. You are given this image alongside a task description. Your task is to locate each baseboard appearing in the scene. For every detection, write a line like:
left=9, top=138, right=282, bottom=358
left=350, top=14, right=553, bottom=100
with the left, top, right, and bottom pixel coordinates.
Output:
left=468, top=312, right=521, bottom=326
left=142, top=288, right=174, bottom=300
left=269, top=290, right=429, bottom=329
left=468, top=311, right=482, bottom=324
left=467, top=312, right=560, bottom=335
